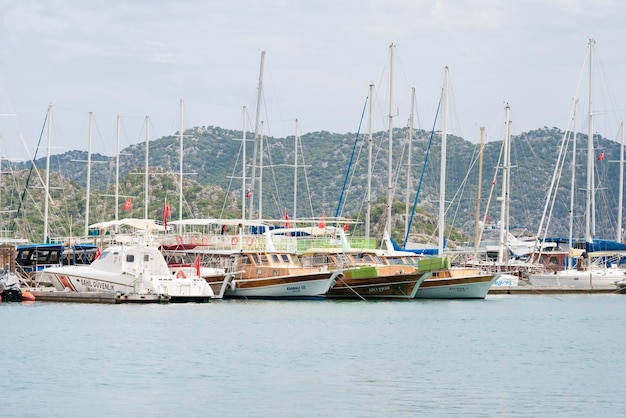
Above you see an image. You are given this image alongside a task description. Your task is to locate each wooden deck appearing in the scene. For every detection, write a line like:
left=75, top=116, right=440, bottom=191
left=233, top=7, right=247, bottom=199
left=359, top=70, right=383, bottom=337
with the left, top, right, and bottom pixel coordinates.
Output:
left=29, top=289, right=170, bottom=304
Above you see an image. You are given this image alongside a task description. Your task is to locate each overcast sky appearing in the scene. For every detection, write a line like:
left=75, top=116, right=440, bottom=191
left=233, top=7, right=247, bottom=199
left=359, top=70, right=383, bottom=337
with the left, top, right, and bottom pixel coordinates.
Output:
left=0, top=0, right=624, bottom=161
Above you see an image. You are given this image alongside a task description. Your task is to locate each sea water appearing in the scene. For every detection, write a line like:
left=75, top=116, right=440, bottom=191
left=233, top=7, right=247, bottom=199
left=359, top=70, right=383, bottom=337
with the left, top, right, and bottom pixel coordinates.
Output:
left=1, top=294, right=624, bottom=417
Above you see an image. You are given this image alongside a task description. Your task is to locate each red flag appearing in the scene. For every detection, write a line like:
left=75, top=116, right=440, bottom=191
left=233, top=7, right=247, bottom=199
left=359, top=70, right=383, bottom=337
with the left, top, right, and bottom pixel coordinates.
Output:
left=163, top=201, right=171, bottom=229
left=597, top=151, right=605, bottom=161
left=194, top=255, right=201, bottom=277
left=284, top=210, right=290, bottom=228
left=343, top=223, right=349, bottom=232
left=94, top=247, right=102, bottom=260
left=319, top=213, right=326, bottom=229
left=123, top=198, right=132, bottom=211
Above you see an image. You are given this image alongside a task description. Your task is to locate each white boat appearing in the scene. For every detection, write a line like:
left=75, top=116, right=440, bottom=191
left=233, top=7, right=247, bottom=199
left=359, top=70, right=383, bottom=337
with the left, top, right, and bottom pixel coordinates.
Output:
left=39, top=245, right=216, bottom=302
left=528, top=258, right=624, bottom=289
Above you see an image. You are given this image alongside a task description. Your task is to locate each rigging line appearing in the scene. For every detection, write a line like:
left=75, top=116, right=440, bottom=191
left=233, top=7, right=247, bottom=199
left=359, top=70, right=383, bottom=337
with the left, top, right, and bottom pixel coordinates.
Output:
left=334, top=95, right=368, bottom=219
left=534, top=100, right=578, bottom=256
left=445, top=143, right=481, bottom=236
left=14, top=108, right=50, bottom=231
left=404, top=96, right=441, bottom=246
left=479, top=137, right=505, bottom=244
left=298, top=135, right=315, bottom=218
left=219, top=139, right=244, bottom=218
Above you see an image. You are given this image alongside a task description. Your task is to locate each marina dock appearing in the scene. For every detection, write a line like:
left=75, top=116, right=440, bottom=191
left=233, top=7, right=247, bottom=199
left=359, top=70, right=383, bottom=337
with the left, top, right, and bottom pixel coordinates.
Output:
left=29, top=289, right=170, bottom=304
left=489, top=286, right=625, bottom=295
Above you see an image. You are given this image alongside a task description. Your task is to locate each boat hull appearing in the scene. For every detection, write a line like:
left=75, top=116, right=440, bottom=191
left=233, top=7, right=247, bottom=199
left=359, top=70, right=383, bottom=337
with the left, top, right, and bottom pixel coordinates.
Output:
left=224, top=271, right=338, bottom=299
left=528, top=269, right=624, bottom=289
left=326, top=272, right=428, bottom=299
left=41, top=267, right=214, bottom=303
left=414, top=272, right=498, bottom=299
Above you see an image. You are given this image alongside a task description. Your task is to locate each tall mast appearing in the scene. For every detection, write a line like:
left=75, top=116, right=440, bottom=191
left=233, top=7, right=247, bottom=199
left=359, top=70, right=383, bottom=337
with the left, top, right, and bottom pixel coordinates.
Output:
left=241, top=106, right=247, bottom=220
left=144, top=116, right=149, bottom=220
left=44, top=104, right=52, bottom=243
left=498, top=105, right=511, bottom=264
left=179, top=98, right=184, bottom=230
left=115, top=115, right=120, bottom=228
left=293, top=118, right=299, bottom=222
left=586, top=38, right=595, bottom=244
left=474, top=127, right=485, bottom=259
left=569, top=101, right=578, bottom=265
left=619, top=121, right=624, bottom=242
left=258, top=121, right=264, bottom=219
left=84, top=111, right=93, bottom=236
left=366, top=83, right=374, bottom=242
left=385, top=43, right=394, bottom=240
left=249, top=50, right=266, bottom=220
left=404, top=87, right=415, bottom=241
left=438, top=67, right=449, bottom=255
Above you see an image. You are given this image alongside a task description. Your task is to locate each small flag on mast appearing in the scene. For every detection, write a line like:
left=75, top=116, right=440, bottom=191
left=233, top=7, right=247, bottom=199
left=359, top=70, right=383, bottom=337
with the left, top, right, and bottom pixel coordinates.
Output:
left=163, top=200, right=171, bottom=229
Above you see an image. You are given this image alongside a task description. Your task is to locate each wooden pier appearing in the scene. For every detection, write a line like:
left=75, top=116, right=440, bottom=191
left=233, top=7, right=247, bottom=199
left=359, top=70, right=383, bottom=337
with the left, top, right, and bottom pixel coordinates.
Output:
left=29, top=289, right=170, bottom=304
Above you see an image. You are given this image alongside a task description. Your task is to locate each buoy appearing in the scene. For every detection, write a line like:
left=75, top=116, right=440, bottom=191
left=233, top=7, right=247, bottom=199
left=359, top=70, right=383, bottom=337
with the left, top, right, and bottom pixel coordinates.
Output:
left=21, top=291, right=36, bottom=302
left=176, top=270, right=187, bottom=279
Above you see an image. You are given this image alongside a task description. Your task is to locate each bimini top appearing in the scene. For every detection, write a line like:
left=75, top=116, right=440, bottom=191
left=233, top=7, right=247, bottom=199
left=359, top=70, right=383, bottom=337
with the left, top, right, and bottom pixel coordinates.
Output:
left=89, top=218, right=166, bottom=232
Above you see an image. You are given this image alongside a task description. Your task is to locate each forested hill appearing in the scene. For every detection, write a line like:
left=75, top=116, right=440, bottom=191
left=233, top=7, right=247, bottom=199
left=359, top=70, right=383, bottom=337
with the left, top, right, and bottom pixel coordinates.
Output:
left=10, top=125, right=625, bottom=244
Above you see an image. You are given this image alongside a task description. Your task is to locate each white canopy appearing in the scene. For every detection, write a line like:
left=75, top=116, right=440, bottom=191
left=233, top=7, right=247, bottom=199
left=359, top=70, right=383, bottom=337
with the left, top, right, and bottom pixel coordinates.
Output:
left=89, top=218, right=166, bottom=232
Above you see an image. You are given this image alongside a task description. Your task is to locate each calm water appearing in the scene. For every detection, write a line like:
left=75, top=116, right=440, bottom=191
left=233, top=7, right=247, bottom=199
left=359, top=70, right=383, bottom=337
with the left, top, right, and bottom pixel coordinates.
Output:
left=1, top=294, right=624, bottom=417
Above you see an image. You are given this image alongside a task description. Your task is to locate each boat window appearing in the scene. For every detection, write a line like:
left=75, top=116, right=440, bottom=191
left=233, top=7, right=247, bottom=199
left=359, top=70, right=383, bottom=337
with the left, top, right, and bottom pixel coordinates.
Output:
left=281, top=254, right=290, bottom=263
left=144, top=254, right=150, bottom=262
left=250, top=254, right=258, bottom=264
left=271, top=254, right=280, bottom=263
left=126, top=254, right=135, bottom=263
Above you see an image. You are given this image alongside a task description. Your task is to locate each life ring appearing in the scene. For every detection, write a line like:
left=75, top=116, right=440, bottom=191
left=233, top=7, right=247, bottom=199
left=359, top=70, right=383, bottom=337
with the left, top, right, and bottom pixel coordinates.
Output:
left=176, top=235, right=183, bottom=244
left=175, top=270, right=187, bottom=279
left=247, top=236, right=255, bottom=246
left=231, top=236, right=239, bottom=246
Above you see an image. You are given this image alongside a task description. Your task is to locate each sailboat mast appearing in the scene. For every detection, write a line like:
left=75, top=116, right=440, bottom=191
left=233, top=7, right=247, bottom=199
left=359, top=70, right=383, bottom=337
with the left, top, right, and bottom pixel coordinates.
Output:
left=569, top=101, right=578, bottom=263
left=619, top=121, right=624, bottom=242
left=115, top=115, right=120, bottom=228
left=474, top=127, right=485, bottom=259
left=44, top=104, right=52, bottom=243
left=258, top=121, right=265, bottom=220
left=293, top=119, right=299, bottom=222
left=498, top=105, right=511, bottom=264
left=144, top=116, right=149, bottom=220
left=84, top=111, right=93, bottom=236
left=386, top=43, right=394, bottom=239
left=242, top=106, right=247, bottom=220
left=404, top=87, right=415, bottom=241
left=586, top=38, right=595, bottom=244
left=438, top=67, right=449, bottom=255
left=249, top=50, right=266, bottom=220
left=366, top=83, right=374, bottom=242
left=179, top=99, right=184, bottom=230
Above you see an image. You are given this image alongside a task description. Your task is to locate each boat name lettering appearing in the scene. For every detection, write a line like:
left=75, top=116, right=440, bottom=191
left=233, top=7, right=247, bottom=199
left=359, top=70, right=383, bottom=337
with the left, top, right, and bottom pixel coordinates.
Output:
left=286, top=285, right=305, bottom=291
left=78, top=278, right=116, bottom=291
left=369, top=286, right=390, bottom=293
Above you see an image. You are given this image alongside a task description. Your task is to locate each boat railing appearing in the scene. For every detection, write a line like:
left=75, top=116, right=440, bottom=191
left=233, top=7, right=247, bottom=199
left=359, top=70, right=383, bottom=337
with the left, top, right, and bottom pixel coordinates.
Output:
left=162, top=233, right=269, bottom=251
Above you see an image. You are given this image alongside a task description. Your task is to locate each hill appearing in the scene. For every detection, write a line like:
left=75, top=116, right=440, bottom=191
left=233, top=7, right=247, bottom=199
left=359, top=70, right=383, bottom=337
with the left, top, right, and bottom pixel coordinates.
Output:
left=6, top=125, right=624, bottom=245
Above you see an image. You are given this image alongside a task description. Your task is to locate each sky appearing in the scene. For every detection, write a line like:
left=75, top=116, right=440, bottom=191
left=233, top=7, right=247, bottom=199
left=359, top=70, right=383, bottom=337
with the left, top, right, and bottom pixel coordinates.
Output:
left=0, top=0, right=625, bottom=161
